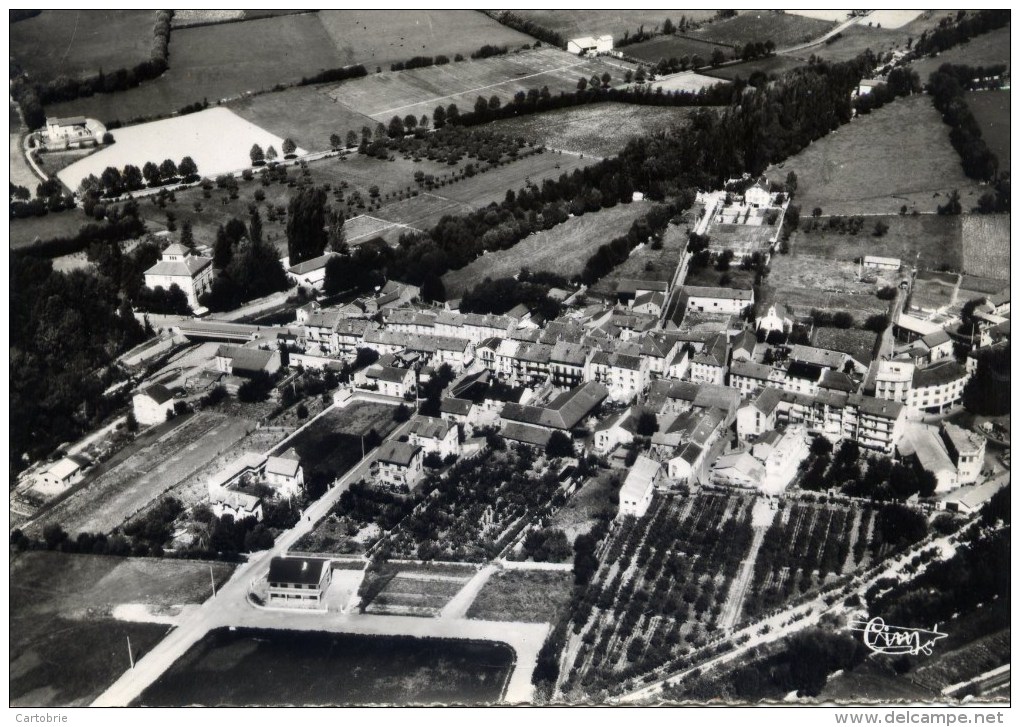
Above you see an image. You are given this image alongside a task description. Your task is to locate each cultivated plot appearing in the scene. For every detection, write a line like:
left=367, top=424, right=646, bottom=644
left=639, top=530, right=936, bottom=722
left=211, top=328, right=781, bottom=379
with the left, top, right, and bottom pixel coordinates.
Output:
left=766, top=95, right=985, bottom=215
left=966, top=90, right=1010, bottom=174
left=56, top=108, right=306, bottom=192
left=467, top=569, right=575, bottom=624
left=701, top=55, right=806, bottom=81
left=624, top=34, right=732, bottom=64
left=961, top=214, right=1010, bottom=280
left=442, top=202, right=653, bottom=295
left=696, top=11, right=835, bottom=49
left=333, top=48, right=630, bottom=121
left=488, top=103, right=705, bottom=158
left=27, top=412, right=252, bottom=538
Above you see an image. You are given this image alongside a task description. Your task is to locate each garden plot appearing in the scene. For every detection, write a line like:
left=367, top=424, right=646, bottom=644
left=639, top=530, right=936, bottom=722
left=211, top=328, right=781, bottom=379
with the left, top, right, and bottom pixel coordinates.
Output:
left=561, top=493, right=756, bottom=698
left=26, top=412, right=253, bottom=538
left=365, top=570, right=473, bottom=617
left=625, top=35, right=732, bottom=65
left=909, top=273, right=961, bottom=315
left=763, top=254, right=899, bottom=319
left=696, top=11, right=835, bottom=48
left=702, top=55, right=806, bottom=81
left=961, top=214, right=1009, bottom=280
left=57, top=108, right=305, bottom=192
left=592, top=219, right=690, bottom=297
left=466, top=569, right=575, bottom=623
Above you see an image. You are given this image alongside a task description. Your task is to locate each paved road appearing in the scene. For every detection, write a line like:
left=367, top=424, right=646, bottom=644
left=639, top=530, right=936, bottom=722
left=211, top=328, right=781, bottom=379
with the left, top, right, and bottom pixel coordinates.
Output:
left=778, top=14, right=869, bottom=56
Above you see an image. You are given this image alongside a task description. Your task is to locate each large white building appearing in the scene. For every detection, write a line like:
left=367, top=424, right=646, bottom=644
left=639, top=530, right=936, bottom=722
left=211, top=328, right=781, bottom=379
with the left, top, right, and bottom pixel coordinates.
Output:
left=618, top=455, right=659, bottom=518
left=566, top=34, right=613, bottom=55
left=143, top=243, right=214, bottom=309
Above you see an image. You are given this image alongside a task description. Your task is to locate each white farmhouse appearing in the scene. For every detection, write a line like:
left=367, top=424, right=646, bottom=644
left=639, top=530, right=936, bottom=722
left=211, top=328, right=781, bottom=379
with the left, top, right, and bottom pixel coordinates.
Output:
left=132, top=384, right=176, bottom=426
left=567, top=34, right=613, bottom=55
left=618, top=455, right=660, bottom=518
left=143, top=243, right=214, bottom=309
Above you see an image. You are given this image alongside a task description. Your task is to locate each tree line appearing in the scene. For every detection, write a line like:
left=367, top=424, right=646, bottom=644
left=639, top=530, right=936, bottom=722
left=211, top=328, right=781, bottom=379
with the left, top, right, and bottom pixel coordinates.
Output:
left=81, top=155, right=199, bottom=198
left=928, top=64, right=1008, bottom=204
left=913, top=9, right=1010, bottom=57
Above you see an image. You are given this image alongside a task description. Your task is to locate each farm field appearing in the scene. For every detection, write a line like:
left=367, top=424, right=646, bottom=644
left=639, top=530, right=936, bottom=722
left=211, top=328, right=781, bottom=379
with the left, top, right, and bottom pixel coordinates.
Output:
left=11, top=10, right=156, bottom=83
left=56, top=108, right=304, bottom=192
left=364, top=566, right=475, bottom=617
left=137, top=628, right=514, bottom=706
left=46, top=13, right=345, bottom=124
left=966, top=91, right=1010, bottom=173
left=331, top=48, right=633, bottom=122
left=488, top=103, right=705, bottom=158
left=229, top=86, right=378, bottom=151
left=514, top=10, right=719, bottom=42
left=318, top=10, right=535, bottom=69
left=280, top=402, right=398, bottom=485
left=442, top=202, right=653, bottom=295
left=26, top=412, right=253, bottom=538
left=466, top=569, right=575, bottom=623
left=909, top=24, right=1012, bottom=81
left=806, top=11, right=961, bottom=64
left=740, top=501, right=877, bottom=622
left=624, top=34, right=732, bottom=64
left=961, top=214, right=1010, bottom=280
left=561, top=493, right=756, bottom=698
left=791, top=214, right=963, bottom=271
left=701, top=55, right=806, bottom=81
left=10, top=104, right=40, bottom=190
left=650, top=72, right=729, bottom=93
left=172, top=10, right=316, bottom=28
left=697, top=11, right=835, bottom=49
left=766, top=95, right=985, bottom=215
left=592, top=218, right=689, bottom=297
left=10, top=551, right=234, bottom=706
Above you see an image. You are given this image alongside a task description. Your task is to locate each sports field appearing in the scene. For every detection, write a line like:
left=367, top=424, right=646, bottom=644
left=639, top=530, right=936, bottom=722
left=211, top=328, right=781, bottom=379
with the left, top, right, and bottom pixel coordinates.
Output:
left=46, top=13, right=345, bottom=124
left=11, top=10, right=156, bottom=83
left=333, top=48, right=631, bottom=121
left=56, top=108, right=304, bottom=192
left=766, top=95, right=985, bottom=215
left=966, top=90, right=1010, bottom=173
left=489, top=103, right=708, bottom=158
left=442, top=202, right=653, bottom=294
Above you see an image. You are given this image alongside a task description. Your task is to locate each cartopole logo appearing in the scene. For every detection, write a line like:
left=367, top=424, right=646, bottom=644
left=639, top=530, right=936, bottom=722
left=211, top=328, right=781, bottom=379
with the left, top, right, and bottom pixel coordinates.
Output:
left=849, top=617, right=948, bottom=656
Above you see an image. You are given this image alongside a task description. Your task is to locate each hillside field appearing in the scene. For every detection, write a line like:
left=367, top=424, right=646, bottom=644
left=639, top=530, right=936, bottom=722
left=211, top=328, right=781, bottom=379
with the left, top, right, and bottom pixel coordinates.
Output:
left=766, top=95, right=985, bottom=215
left=697, top=11, right=834, bottom=49
left=966, top=90, right=1010, bottom=173
left=442, top=201, right=653, bottom=294
left=701, top=55, right=805, bottom=81
left=624, top=34, right=731, bottom=64
left=488, top=103, right=705, bottom=158
left=11, top=10, right=156, bottom=83
left=908, top=24, right=1012, bottom=81
left=46, top=13, right=346, bottom=124
left=513, top=10, right=719, bottom=43
left=961, top=214, right=1010, bottom=280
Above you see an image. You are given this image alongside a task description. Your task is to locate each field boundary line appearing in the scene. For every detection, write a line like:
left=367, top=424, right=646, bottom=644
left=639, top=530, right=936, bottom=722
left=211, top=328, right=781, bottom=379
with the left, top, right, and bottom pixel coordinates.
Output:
left=367, top=60, right=590, bottom=117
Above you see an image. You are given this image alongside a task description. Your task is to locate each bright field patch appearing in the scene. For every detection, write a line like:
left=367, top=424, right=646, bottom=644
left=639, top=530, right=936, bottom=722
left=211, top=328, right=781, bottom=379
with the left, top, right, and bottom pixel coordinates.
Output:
left=442, top=202, right=654, bottom=295
left=651, top=72, right=729, bottom=93
left=696, top=11, right=835, bottom=48
left=46, top=13, right=345, bottom=124
left=333, top=48, right=630, bottom=121
left=488, top=103, right=706, bottom=158
left=11, top=10, right=156, bottom=83
left=961, top=214, right=1010, bottom=280
left=56, top=108, right=306, bottom=192
left=766, top=95, right=985, bottom=215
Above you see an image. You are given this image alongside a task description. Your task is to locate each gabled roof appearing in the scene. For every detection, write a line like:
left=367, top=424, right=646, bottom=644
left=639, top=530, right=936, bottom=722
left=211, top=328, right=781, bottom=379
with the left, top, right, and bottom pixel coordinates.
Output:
left=616, top=278, right=669, bottom=295
left=145, top=255, right=213, bottom=278
left=749, top=386, right=783, bottom=416
left=550, top=340, right=588, bottom=366
left=139, top=383, right=174, bottom=404
left=683, top=285, right=754, bottom=301
left=288, top=252, right=336, bottom=276
left=501, top=381, right=608, bottom=430
left=942, top=422, right=984, bottom=454
left=440, top=397, right=475, bottom=416
left=376, top=440, right=421, bottom=467
left=789, top=344, right=845, bottom=369
left=621, top=455, right=659, bottom=500
left=215, top=345, right=275, bottom=373
left=372, top=365, right=412, bottom=384
left=500, top=421, right=553, bottom=447
left=730, top=360, right=772, bottom=381
left=45, top=457, right=82, bottom=480
left=408, top=415, right=453, bottom=440
left=266, top=450, right=300, bottom=478
left=731, top=329, right=757, bottom=353
left=920, top=329, right=952, bottom=348
left=48, top=116, right=89, bottom=126
left=267, top=556, right=329, bottom=586
left=820, top=370, right=856, bottom=393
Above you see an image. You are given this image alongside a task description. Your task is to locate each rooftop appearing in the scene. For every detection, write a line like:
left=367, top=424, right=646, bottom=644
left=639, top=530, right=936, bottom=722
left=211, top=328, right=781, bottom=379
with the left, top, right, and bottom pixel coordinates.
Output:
left=267, top=556, right=329, bottom=586
left=376, top=440, right=421, bottom=467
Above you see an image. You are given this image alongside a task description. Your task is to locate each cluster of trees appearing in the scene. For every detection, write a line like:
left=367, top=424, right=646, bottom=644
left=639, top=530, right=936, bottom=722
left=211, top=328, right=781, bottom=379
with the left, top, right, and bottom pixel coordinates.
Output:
left=471, top=44, right=508, bottom=60
left=199, top=210, right=289, bottom=311
left=390, top=54, right=454, bottom=71
left=617, top=15, right=707, bottom=48
left=441, top=79, right=734, bottom=129
left=964, top=343, right=1010, bottom=416
left=81, top=156, right=199, bottom=198
left=581, top=200, right=685, bottom=283
left=9, top=178, right=76, bottom=219
left=298, top=63, right=368, bottom=87
left=800, top=439, right=938, bottom=503
left=17, top=201, right=147, bottom=258
left=20, top=10, right=173, bottom=115
left=521, top=527, right=572, bottom=562
left=929, top=65, right=1007, bottom=197
left=460, top=271, right=566, bottom=320
left=12, top=251, right=150, bottom=474
left=913, top=9, right=1010, bottom=57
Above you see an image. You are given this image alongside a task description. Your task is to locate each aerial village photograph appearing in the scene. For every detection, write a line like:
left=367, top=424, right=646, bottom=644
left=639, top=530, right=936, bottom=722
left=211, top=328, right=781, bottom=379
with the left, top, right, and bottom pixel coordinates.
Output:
left=7, top=6, right=1011, bottom=717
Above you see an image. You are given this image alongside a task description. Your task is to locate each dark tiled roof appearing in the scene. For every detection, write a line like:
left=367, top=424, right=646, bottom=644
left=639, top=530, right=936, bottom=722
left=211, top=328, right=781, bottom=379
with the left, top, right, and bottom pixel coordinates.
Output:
left=267, top=556, right=329, bottom=586
left=376, top=441, right=421, bottom=466
left=141, top=383, right=174, bottom=404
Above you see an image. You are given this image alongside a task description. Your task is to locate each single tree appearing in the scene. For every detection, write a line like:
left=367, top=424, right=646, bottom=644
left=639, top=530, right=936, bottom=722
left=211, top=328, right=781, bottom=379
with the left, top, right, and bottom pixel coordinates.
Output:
left=286, top=186, right=328, bottom=265
left=282, top=138, right=297, bottom=158
left=159, top=158, right=178, bottom=181
left=178, top=156, right=198, bottom=180
left=577, top=76, right=588, bottom=91
left=345, top=129, right=358, bottom=148
left=250, top=143, right=265, bottom=166
left=601, top=71, right=612, bottom=87
left=143, top=161, right=161, bottom=187
left=329, top=133, right=341, bottom=150
left=180, top=219, right=195, bottom=248
left=266, top=146, right=278, bottom=163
